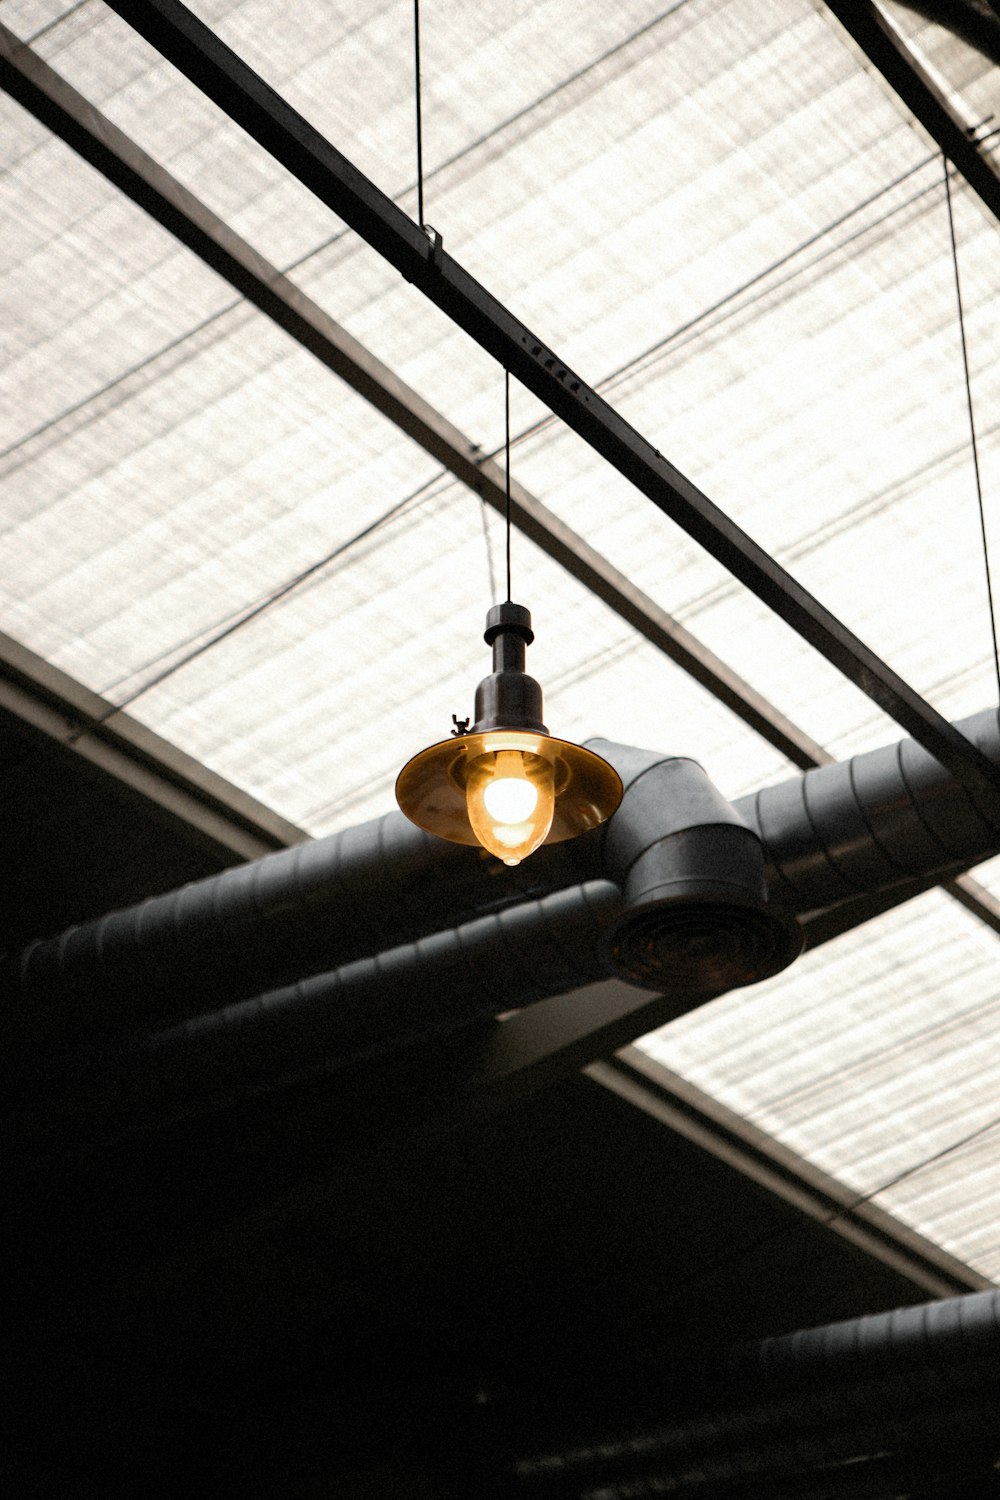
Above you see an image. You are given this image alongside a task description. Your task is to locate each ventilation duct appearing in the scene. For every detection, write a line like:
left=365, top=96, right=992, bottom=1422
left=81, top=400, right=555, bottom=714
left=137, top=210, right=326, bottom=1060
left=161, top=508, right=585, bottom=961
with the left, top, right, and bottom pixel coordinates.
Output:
left=591, top=740, right=801, bottom=995
left=510, top=1288, right=1000, bottom=1497
left=3, top=708, right=999, bottom=1053
left=3, top=882, right=625, bottom=1150
left=0, top=810, right=557, bottom=1046
left=0, top=745, right=795, bottom=1047
left=743, top=706, right=1000, bottom=912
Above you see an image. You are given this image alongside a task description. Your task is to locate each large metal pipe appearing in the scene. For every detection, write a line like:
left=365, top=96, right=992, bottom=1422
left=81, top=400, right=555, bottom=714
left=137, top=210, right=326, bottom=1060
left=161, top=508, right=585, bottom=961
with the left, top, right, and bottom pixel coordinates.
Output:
left=742, top=706, right=1000, bottom=913
left=590, top=741, right=800, bottom=993
left=4, top=708, right=999, bottom=1050
left=0, top=809, right=578, bottom=1046
left=0, top=882, right=624, bottom=1148
left=511, top=1289, right=1000, bottom=1496
left=0, top=747, right=792, bottom=1047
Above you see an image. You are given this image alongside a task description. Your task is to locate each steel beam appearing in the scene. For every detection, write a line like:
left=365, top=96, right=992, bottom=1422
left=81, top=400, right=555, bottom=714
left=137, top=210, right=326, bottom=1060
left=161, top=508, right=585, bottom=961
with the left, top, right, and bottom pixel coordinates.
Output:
left=70, top=979, right=986, bottom=1321
left=900, top=1, right=1000, bottom=66
left=0, top=629, right=304, bottom=861
left=823, top=0, right=1000, bottom=225
left=0, top=20, right=825, bottom=772
left=98, top=0, right=1000, bottom=811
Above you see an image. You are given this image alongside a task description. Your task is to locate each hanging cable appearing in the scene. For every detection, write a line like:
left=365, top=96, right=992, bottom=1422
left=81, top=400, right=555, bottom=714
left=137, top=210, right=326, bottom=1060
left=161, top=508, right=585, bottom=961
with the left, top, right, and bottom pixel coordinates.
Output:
left=479, top=494, right=499, bottom=603
left=413, top=0, right=426, bottom=227
left=6, top=470, right=445, bottom=772
left=944, top=153, right=1000, bottom=706
left=505, top=368, right=513, bottom=602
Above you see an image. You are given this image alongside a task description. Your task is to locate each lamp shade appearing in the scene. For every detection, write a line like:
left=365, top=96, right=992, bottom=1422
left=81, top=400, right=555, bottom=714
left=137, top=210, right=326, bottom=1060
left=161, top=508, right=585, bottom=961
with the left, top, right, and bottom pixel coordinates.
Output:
left=396, top=726, right=622, bottom=857
left=396, top=603, right=622, bottom=864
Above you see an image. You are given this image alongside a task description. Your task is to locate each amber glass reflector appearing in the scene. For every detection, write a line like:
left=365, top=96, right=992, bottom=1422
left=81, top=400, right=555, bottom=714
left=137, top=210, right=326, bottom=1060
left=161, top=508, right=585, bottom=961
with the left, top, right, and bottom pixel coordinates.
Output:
left=395, top=729, right=622, bottom=861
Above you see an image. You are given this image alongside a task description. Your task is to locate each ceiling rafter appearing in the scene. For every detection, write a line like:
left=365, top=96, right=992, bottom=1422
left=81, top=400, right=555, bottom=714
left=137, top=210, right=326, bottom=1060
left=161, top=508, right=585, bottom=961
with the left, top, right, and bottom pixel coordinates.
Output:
left=588, top=1046, right=989, bottom=1297
left=3, top=17, right=998, bottom=938
left=822, top=0, right=1000, bottom=223
left=0, top=629, right=305, bottom=861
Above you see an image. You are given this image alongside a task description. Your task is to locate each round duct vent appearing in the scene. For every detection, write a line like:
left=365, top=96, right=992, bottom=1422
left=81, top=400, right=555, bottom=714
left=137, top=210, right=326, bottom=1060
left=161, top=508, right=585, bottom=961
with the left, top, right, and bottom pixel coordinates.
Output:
left=610, top=899, right=802, bottom=996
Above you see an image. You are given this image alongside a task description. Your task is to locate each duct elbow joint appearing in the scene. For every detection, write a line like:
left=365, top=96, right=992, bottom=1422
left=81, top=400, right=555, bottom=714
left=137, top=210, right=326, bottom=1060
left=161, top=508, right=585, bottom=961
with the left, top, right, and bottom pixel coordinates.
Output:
left=589, top=743, right=802, bottom=996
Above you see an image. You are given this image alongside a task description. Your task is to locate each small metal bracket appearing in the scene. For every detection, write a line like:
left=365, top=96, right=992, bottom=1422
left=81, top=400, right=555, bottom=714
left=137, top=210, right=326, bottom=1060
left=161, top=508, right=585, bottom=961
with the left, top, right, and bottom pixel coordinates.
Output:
left=422, top=223, right=443, bottom=269
left=451, top=715, right=470, bottom=737
left=403, top=224, right=443, bottom=285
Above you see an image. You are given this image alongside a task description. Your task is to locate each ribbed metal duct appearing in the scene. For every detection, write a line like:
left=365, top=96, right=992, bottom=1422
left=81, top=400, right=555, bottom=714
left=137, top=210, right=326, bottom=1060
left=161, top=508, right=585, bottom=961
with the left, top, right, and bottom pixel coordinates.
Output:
left=0, top=812, right=521, bottom=1045
left=511, top=1289, right=1000, bottom=1497
left=590, top=741, right=800, bottom=993
left=0, top=747, right=794, bottom=1047
left=3, top=707, right=999, bottom=1051
left=1, top=882, right=625, bottom=1149
left=742, top=706, right=1000, bottom=913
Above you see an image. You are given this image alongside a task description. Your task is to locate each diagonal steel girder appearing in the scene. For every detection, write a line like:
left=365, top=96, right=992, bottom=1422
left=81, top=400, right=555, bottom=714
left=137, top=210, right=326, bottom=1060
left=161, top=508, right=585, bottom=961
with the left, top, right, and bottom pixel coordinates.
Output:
left=4, top=15, right=999, bottom=939
left=824, top=0, right=1000, bottom=227
left=99, top=0, right=1000, bottom=812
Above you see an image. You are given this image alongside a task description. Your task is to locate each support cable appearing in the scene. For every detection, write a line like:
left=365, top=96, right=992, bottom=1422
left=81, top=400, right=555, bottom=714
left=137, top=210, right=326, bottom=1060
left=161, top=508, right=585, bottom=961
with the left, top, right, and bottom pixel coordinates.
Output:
left=943, top=154, right=1000, bottom=706
left=413, top=0, right=425, bottom=227
left=505, top=368, right=513, bottom=602
left=479, top=492, right=499, bottom=603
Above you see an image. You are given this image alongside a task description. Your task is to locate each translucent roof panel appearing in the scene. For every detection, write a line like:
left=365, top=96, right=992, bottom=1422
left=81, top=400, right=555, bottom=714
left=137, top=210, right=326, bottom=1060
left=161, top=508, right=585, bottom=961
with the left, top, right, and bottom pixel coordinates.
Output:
left=2, top=0, right=1000, bottom=1285
left=640, top=889, right=1000, bottom=1281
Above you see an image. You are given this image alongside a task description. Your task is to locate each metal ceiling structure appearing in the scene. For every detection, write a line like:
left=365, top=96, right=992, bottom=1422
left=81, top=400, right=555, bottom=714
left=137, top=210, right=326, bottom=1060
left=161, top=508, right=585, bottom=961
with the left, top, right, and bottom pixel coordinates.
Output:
left=3, top=1, right=1000, bottom=1492
left=81, top=0, right=1000, bottom=808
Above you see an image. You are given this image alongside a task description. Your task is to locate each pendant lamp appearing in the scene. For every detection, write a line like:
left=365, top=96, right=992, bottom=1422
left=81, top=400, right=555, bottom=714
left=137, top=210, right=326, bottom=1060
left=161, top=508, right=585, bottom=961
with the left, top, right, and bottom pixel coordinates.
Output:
left=396, top=601, right=622, bottom=865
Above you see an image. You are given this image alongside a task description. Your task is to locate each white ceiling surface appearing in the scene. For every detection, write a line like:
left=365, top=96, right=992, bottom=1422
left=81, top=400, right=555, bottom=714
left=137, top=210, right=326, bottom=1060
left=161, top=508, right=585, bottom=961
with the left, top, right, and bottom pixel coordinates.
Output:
left=1, top=0, right=999, bottom=1278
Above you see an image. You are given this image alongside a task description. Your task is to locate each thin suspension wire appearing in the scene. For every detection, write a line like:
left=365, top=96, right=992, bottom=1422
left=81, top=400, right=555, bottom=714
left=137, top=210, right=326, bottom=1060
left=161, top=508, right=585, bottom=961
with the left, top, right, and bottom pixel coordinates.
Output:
left=6, top=137, right=981, bottom=481
left=52, top=473, right=443, bottom=751
left=628, top=1073, right=1000, bottom=1316
left=0, top=470, right=451, bottom=810
left=413, top=0, right=426, bottom=227
left=479, top=495, right=499, bottom=603
left=504, top=369, right=513, bottom=602
left=943, top=153, right=1000, bottom=706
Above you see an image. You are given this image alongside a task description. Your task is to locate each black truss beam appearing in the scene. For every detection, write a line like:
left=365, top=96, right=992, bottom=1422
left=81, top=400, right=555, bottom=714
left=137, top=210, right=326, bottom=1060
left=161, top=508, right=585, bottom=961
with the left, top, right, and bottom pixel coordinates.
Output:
left=825, top=1, right=1000, bottom=228
left=75, top=978, right=688, bottom=1298
left=65, top=978, right=986, bottom=1321
left=901, top=0, right=1000, bottom=68
left=99, top=0, right=1000, bottom=811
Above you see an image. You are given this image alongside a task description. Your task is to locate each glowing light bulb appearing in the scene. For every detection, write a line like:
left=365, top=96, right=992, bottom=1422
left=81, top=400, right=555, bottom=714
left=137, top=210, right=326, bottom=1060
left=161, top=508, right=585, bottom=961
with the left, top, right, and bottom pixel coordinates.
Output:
left=466, top=748, right=555, bottom=865
left=483, top=769, right=538, bottom=824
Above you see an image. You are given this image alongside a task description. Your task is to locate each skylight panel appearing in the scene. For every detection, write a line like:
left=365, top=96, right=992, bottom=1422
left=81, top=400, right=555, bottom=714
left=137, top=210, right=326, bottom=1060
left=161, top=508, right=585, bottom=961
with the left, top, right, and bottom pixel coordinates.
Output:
left=640, top=888, right=1000, bottom=1279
